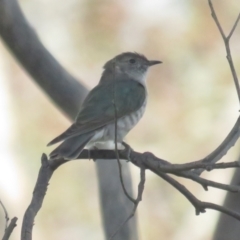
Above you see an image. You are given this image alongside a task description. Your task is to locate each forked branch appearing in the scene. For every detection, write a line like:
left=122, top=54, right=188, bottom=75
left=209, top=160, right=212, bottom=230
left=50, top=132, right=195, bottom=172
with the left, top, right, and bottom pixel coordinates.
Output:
left=0, top=199, right=17, bottom=240
left=208, top=0, right=240, bottom=104
left=18, top=1, right=240, bottom=240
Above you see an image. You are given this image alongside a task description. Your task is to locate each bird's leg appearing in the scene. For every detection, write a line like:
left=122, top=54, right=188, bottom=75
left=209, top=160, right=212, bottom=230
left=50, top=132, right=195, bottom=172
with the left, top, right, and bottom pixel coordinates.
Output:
left=92, top=144, right=99, bottom=162
left=86, top=142, right=99, bottom=161
left=87, top=148, right=91, bottom=161
left=122, top=142, right=132, bottom=162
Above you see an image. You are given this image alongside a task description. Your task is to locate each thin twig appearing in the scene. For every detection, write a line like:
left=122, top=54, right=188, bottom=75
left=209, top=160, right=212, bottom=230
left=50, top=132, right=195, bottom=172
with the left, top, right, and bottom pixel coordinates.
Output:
left=189, top=2, right=240, bottom=176
left=113, top=122, right=135, bottom=202
left=153, top=171, right=206, bottom=214
left=0, top=0, right=135, bottom=238
left=77, top=149, right=240, bottom=195
left=199, top=201, right=240, bottom=221
left=112, top=63, right=136, bottom=203
left=152, top=170, right=240, bottom=220
left=22, top=147, right=240, bottom=240
left=208, top=0, right=226, bottom=39
left=78, top=147, right=240, bottom=194
left=109, top=168, right=146, bottom=240
left=110, top=62, right=140, bottom=238
left=166, top=160, right=240, bottom=172
left=193, top=116, right=240, bottom=175
left=176, top=171, right=240, bottom=192
left=0, top=199, right=9, bottom=230
left=227, top=13, right=240, bottom=40
left=21, top=154, right=55, bottom=240
left=208, top=0, right=240, bottom=104
left=2, top=217, right=18, bottom=240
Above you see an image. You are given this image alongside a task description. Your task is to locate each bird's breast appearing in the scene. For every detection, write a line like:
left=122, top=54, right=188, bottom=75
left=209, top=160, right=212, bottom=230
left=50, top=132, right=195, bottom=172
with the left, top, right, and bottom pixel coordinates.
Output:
left=118, top=100, right=146, bottom=131
left=86, top=99, right=147, bottom=149
left=103, top=99, right=147, bottom=141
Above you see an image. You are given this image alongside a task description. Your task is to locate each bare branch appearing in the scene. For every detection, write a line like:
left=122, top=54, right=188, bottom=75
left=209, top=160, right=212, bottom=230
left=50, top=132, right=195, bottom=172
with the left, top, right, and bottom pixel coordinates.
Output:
left=208, top=0, right=240, bottom=104
left=189, top=2, right=240, bottom=176
left=112, top=65, right=135, bottom=203
left=193, top=115, right=240, bottom=175
left=76, top=147, right=240, bottom=221
left=77, top=148, right=240, bottom=173
left=228, top=14, right=240, bottom=40
left=0, top=199, right=17, bottom=240
left=0, top=199, right=9, bottom=230
left=151, top=171, right=240, bottom=221
left=2, top=217, right=18, bottom=240
left=0, top=1, right=137, bottom=238
left=208, top=0, right=226, bottom=39
left=2, top=0, right=239, bottom=237
left=199, top=201, right=240, bottom=221
left=176, top=171, right=240, bottom=192
left=111, top=64, right=143, bottom=238
left=21, top=154, right=55, bottom=240
left=164, top=160, right=240, bottom=172
left=0, top=0, right=87, bottom=119
left=109, top=167, right=146, bottom=240
left=24, top=145, right=240, bottom=239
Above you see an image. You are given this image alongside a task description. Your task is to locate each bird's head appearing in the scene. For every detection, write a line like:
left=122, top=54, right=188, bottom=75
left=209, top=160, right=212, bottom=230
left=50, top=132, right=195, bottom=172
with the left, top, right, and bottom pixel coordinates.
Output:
left=103, top=52, right=162, bottom=83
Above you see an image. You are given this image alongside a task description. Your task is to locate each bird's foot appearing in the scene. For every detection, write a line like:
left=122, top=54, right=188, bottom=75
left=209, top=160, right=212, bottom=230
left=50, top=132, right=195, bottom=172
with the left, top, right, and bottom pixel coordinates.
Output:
left=122, top=142, right=132, bottom=162
left=87, top=148, right=91, bottom=161
left=91, top=146, right=99, bottom=162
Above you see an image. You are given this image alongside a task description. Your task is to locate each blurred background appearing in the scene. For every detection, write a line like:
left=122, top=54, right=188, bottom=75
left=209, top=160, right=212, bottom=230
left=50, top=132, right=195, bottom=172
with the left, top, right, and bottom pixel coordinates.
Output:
left=0, top=0, right=240, bottom=239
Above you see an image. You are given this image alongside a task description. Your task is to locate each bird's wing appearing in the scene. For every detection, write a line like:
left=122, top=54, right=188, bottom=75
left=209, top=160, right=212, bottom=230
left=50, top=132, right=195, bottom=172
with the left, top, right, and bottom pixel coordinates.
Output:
left=47, top=79, right=146, bottom=146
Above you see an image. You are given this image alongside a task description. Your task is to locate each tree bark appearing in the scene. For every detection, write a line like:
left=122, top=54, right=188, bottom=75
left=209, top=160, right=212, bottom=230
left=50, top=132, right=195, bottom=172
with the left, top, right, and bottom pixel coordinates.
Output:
left=212, top=167, right=240, bottom=240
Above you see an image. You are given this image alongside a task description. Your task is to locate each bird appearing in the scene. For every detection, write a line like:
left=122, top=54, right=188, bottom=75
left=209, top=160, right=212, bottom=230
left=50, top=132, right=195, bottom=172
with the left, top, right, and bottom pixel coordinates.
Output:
left=47, top=52, right=162, bottom=160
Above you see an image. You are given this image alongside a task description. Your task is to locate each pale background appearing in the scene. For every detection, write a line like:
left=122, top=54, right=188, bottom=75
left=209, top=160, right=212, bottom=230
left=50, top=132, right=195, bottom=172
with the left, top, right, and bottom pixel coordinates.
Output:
left=0, top=0, right=240, bottom=239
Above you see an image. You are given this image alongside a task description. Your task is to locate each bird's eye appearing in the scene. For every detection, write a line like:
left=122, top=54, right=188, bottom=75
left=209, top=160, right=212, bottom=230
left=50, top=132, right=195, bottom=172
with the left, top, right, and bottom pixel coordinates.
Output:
left=129, top=59, right=136, bottom=64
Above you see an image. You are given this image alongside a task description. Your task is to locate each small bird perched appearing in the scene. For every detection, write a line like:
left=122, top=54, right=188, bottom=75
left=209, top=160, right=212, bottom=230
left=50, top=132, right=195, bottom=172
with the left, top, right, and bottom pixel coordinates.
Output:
left=47, top=52, right=162, bottom=159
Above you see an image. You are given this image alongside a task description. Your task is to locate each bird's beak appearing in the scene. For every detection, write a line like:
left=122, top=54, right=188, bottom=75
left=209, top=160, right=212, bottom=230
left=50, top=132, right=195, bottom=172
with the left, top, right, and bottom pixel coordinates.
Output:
left=148, top=60, right=162, bottom=66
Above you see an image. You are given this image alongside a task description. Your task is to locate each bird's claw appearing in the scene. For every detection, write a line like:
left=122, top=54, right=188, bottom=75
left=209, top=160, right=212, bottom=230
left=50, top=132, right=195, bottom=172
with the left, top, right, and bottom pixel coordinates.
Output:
left=122, top=142, right=132, bottom=162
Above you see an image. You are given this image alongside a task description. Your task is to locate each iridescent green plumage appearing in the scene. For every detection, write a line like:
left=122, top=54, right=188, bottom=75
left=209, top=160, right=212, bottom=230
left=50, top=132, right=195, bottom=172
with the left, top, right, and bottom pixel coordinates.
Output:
left=48, top=52, right=161, bottom=159
left=48, top=79, right=146, bottom=146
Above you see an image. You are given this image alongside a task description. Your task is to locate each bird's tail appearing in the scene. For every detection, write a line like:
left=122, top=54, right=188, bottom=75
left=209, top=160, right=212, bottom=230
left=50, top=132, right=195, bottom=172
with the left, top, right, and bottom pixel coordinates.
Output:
left=49, top=132, right=94, bottom=160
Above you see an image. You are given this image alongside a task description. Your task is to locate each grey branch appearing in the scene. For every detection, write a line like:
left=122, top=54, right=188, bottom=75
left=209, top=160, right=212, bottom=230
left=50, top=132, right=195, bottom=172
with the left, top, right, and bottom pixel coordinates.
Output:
left=151, top=171, right=240, bottom=221
left=0, top=0, right=88, bottom=118
left=0, top=199, right=17, bottom=240
left=0, top=199, right=9, bottom=230
left=208, top=1, right=240, bottom=239
left=193, top=115, right=240, bottom=175
left=192, top=0, right=240, bottom=175
left=21, top=147, right=240, bottom=240
left=1, top=0, right=240, bottom=238
left=109, top=167, right=146, bottom=240
left=2, top=217, right=18, bottom=240
left=208, top=0, right=240, bottom=105
left=21, top=154, right=55, bottom=240
left=0, top=0, right=137, bottom=239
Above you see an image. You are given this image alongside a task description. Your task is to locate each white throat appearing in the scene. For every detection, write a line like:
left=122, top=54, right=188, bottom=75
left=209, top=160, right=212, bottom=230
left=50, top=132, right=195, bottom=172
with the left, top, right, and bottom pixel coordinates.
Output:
left=126, top=70, right=148, bottom=86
